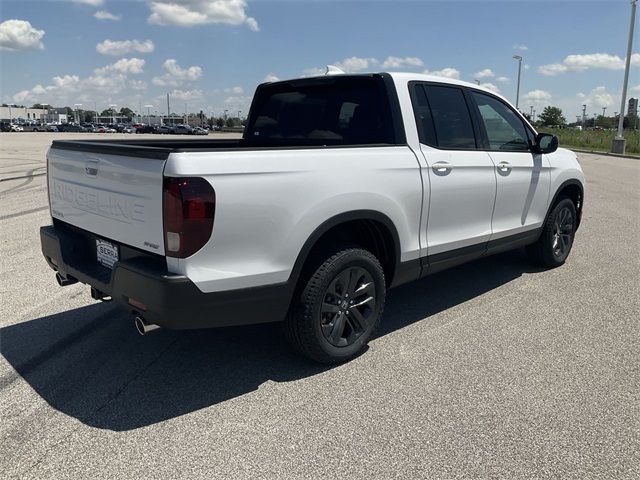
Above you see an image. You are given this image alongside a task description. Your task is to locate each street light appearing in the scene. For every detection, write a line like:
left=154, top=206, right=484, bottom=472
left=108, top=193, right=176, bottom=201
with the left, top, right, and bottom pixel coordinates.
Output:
left=144, top=104, right=153, bottom=125
left=41, top=103, right=49, bottom=124
left=613, top=0, right=637, bottom=153
left=73, top=103, right=82, bottom=124
left=7, top=103, right=15, bottom=123
left=109, top=104, right=117, bottom=124
left=512, top=55, right=523, bottom=109
left=582, top=104, right=587, bottom=129
left=474, top=79, right=480, bottom=85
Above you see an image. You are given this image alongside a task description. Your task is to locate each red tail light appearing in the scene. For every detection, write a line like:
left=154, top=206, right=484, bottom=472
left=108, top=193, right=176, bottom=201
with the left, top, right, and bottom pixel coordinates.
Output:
left=163, top=177, right=216, bottom=258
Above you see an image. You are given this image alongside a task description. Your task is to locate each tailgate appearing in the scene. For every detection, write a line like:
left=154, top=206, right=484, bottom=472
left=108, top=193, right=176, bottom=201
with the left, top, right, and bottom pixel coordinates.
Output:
left=47, top=144, right=167, bottom=255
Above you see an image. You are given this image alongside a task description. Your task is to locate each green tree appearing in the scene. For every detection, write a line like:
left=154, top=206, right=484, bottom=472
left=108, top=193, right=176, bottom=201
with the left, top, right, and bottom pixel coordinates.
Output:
left=119, top=107, right=134, bottom=120
left=215, top=117, right=225, bottom=128
left=225, top=117, right=236, bottom=128
left=538, top=106, right=566, bottom=127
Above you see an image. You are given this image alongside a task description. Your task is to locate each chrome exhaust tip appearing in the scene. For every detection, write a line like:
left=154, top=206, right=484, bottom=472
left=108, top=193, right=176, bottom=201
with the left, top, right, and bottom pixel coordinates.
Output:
left=56, top=272, right=78, bottom=287
left=134, top=316, right=161, bottom=336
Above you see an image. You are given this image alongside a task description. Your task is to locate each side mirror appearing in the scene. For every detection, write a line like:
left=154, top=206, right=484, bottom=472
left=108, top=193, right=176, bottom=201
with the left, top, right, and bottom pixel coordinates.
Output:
left=533, top=133, right=558, bottom=154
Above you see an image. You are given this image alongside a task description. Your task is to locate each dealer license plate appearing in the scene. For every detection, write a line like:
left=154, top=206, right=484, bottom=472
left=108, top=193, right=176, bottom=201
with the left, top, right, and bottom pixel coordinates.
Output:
left=96, top=239, right=119, bottom=269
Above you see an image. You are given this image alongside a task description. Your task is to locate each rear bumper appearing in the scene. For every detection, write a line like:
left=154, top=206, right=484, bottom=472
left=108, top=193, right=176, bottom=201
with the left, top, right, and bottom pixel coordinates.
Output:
left=40, top=224, right=292, bottom=329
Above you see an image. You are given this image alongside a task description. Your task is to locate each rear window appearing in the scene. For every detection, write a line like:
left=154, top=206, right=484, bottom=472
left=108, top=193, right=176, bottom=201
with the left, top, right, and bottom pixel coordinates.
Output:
left=245, top=76, right=396, bottom=146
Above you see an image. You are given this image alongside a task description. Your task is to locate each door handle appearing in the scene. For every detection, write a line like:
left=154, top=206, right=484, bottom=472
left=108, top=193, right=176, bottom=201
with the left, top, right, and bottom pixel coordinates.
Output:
left=432, top=161, right=453, bottom=176
left=497, top=162, right=512, bottom=175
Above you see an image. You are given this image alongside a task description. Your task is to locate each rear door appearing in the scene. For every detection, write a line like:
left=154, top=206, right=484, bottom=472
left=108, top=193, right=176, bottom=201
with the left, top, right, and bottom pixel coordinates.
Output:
left=47, top=144, right=167, bottom=255
left=468, top=91, right=550, bottom=242
left=411, top=83, right=497, bottom=266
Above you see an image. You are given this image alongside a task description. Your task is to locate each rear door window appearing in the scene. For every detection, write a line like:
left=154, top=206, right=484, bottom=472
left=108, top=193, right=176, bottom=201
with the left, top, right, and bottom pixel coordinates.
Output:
left=413, top=84, right=477, bottom=149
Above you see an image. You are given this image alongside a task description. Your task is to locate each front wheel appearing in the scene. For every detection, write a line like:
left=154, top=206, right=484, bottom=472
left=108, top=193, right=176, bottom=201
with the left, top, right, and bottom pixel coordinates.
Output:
left=284, top=248, right=386, bottom=364
left=527, top=197, right=577, bottom=268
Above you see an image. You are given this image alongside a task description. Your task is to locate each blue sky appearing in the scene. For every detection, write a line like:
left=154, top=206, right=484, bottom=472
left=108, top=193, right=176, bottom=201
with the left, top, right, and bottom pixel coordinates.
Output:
left=1, top=0, right=638, bottom=121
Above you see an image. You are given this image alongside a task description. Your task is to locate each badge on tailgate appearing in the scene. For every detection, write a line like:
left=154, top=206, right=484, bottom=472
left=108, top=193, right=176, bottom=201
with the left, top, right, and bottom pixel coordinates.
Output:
left=96, top=238, right=119, bottom=269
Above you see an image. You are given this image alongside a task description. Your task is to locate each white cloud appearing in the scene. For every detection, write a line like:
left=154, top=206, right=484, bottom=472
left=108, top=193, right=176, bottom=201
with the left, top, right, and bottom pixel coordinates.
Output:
left=423, top=68, right=461, bottom=80
left=70, top=0, right=104, bottom=6
left=152, top=59, right=203, bottom=86
left=302, top=67, right=326, bottom=77
left=513, top=44, right=528, bottom=51
left=496, top=76, right=510, bottom=83
left=0, top=19, right=45, bottom=51
left=96, top=39, right=154, bottom=56
left=335, top=56, right=377, bottom=72
left=631, top=84, right=640, bottom=93
left=130, top=80, right=148, bottom=91
left=94, top=11, right=121, bottom=21
left=224, top=86, right=244, bottom=94
left=577, top=86, right=615, bottom=109
left=95, top=58, right=146, bottom=75
left=52, top=75, right=81, bottom=88
left=168, top=89, right=203, bottom=101
left=474, top=68, right=494, bottom=79
left=539, top=53, right=640, bottom=76
left=263, top=73, right=279, bottom=82
left=380, top=56, right=424, bottom=69
left=146, top=0, right=259, bottom=31
left=523, top=89, right=552, bottom=106
left=479, top=82, right=500, bottom=93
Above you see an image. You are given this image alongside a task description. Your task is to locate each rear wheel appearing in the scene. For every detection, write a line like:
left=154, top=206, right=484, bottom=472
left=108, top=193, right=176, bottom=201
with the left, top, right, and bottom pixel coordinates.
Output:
left=527, top=197, right=577, bottom=268
left=284, top=247, right=386, bottom=364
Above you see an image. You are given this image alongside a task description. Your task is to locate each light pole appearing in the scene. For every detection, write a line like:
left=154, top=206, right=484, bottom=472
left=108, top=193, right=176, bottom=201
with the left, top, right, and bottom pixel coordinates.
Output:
left=144, top=104, right=153, bottom=125
left=613, top=0, right=637, bottom=153
left=529, top=105, right=534, bottom=118
left=41, top=103, right=49, bottom=124
left=224, top=109, right=228, bottom=120
left=512, top=55, right=523, bottom=109
left=474, top=79, right=480, bottom=85
left=238, top=110, right=242, bottom=123
left=109, top=104, right=117, bottom=124
left=582, top=104, right=587, bottom=129
left=7, top=103, right=14, bottom=123
left=74, top=103, right=82, bottom=123
left=533, top=109, right=536, bottom=123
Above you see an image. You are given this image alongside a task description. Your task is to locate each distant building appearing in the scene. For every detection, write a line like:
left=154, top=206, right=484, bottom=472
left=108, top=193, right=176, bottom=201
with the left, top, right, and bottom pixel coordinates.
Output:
left=628, top=98, right=638, bottom=117
left=0, top=105, right=68, bottom=123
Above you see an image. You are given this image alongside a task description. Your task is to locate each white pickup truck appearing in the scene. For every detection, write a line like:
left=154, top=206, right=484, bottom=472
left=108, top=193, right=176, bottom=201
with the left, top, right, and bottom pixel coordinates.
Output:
left=41, top=72, right=585, bottom=363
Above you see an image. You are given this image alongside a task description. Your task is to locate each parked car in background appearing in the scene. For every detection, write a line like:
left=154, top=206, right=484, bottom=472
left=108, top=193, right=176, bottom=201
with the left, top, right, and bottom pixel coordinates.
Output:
left=122, top=126, right=136, bottom=134
left=193, top=127, right=209, bottom=135
left=156, top=125, right=172, bottom=134
left=136, top=125, right=158, bottom=134
left=10, top=124, right=24, bottom=132
left=45, top=124, right=59, bottom=132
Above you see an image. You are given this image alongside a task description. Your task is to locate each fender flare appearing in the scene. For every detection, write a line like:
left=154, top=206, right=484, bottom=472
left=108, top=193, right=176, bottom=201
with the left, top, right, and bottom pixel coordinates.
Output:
left=547, top=179, right=584, bottom=229
left=286, top=210, right=402, bottom=289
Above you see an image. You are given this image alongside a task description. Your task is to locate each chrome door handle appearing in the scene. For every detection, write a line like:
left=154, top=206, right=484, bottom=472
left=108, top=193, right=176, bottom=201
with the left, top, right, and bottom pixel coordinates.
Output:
left=497, top=162, right=512, bottom=175
left=432, top=161, right=453, bottom=176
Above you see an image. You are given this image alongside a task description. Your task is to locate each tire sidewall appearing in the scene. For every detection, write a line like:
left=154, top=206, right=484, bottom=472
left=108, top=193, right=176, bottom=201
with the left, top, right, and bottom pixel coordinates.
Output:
left=545, top=198, right=577, bottom=265
left=306, top=250, right=385, bottom=361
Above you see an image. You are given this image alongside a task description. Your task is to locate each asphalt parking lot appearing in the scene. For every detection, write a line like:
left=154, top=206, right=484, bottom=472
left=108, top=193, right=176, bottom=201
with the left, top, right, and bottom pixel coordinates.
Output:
left=0, top=133, right=638, bottom=479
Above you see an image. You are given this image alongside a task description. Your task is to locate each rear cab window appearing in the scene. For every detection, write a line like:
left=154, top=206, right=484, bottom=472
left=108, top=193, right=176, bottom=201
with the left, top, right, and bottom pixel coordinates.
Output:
left=245, top=76, right=398, bottom=147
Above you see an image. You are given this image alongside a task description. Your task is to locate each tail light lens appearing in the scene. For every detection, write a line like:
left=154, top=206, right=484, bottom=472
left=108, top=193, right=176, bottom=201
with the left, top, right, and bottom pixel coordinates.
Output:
left=163, top=177, right=216, bottom=258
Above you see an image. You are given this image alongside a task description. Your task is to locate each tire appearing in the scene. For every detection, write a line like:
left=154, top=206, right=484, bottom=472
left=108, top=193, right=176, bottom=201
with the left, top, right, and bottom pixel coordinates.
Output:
left=527, top=197, right=577, bottom=268
left=284, top=247, right=386, bottom=364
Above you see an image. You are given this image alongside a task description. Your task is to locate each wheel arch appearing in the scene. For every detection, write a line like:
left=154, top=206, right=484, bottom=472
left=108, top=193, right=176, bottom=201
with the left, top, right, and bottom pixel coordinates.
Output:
left=286, top=210, right=402, bottom=291
left=549, top=179, right=584, bottom=229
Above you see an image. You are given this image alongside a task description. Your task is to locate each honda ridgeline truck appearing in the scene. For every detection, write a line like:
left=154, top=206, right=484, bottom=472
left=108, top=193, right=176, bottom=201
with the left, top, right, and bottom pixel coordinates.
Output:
left=41, top=71, right=585, bottom=363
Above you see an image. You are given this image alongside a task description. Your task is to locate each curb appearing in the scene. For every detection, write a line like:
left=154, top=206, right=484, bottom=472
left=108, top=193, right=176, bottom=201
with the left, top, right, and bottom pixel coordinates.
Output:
left=570, top=148, right=639, bottom=160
